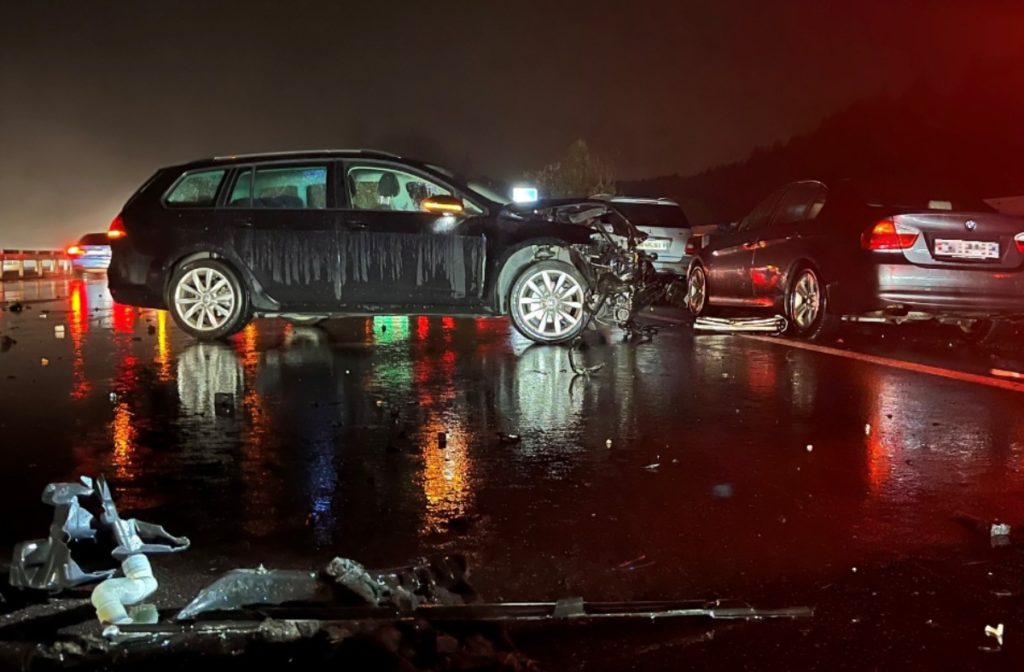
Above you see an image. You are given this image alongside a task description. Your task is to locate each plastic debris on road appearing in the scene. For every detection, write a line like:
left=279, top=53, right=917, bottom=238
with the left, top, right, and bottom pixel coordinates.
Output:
left=985, top=623, right=1004, bottom=647
left=693, top=315, right=788, bottom=334
left=54, top=325, right=65, bottom=338
left=991, top=523, right=1011, bottom=547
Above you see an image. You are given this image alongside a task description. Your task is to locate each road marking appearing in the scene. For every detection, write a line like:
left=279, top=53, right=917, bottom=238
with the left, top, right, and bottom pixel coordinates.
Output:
left=741, top=334, right=1024, bottom=394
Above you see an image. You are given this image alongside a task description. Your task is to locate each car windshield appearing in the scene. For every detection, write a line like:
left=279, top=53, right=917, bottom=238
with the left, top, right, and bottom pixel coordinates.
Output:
left=425, top=163, right=508, bottom=205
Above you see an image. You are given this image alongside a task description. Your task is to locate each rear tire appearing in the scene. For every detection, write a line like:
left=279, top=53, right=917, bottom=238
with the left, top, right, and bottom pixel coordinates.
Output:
left=785, top=266, right=839, bottom=341
left=168, top=259, right=250, bottom=340
left=509, top=260, right=589, bottom=344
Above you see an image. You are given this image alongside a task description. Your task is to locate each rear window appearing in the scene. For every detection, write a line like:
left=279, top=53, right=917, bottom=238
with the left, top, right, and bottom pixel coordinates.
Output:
left=613, top=202, right=690, bottom=229
left=77, top=233, right=109, bottom=246
left=165, top=169, right=226, bottom=207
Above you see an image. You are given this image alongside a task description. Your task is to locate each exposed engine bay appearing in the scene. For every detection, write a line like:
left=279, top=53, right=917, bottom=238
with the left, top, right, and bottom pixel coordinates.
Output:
left=519, top=200, right=683, bottom=335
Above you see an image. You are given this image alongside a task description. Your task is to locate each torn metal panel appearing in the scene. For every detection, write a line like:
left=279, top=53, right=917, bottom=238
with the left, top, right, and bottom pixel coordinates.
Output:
left=694, top=315, right=788, bottom=334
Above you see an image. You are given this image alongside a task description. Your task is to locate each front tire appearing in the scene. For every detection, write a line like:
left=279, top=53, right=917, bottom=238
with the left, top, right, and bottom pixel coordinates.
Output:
left=168, top=259, right=250, bottom=340
left=785, top=266, right=839, bottom=341
left=509, top=260, right=589, bottom=344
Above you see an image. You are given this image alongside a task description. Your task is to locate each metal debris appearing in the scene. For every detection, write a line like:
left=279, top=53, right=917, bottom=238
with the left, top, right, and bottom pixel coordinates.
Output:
left=9, top=475, right=189, bottom=592
left=175, top=567, right=324, bottom=620
left=694, top=315, right=788, bottom=334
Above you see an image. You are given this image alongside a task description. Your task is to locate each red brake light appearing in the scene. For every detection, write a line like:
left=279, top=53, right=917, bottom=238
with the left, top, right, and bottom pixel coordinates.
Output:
left=685, top=236, right=701, bottom=256
left=1015, top=233, right=1024, bottom=254
left=66, top=245, right=83, bottom=257
left=107, top=215, right=126, bottom=240
left=861, top=218, right=918, bottom=251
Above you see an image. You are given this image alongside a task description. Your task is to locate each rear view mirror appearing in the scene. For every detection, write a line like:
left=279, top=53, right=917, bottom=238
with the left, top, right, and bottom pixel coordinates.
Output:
left=421, top=195, right=465, bottom=215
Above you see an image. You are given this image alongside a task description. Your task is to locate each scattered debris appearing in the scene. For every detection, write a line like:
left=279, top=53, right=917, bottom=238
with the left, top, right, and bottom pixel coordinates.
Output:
left=644, top=463, right=660, bottom=471
left=693, top=315, right=787, bottom=334
left=40, top=358, right=49, bottom=367
left=985, top=623, right=1004, bottom=647
left=108, top=392, right=118, bottom=403
left=8, top=301, right=24, bottom=313
left=0, top=334, right=15, bottom=352
left=214, top=392, right=235, bottom=417
left=605, top=438, right=613, bottom=448
left=712, top=484, right=734, bottom=498
left=568, top=338, right=605, bottom=376
left=991, top=523, right=1011, bottom=547
left=54, top=324, right=65, bottom=338
left=9, top=475, right=189, bottom=596
left=864, top=423, right=872, bottom=436
left=496, top=432, right=521, bottom=444
left=806, top=444, right=814, bottom=452
left=38, top=311, right=48, bottom=319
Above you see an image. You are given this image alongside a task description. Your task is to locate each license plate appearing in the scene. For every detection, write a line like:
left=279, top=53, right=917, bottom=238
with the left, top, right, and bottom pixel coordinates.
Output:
left=637, top=238, right=671, bottom=251
left=934, top=239, right=999, bottom=260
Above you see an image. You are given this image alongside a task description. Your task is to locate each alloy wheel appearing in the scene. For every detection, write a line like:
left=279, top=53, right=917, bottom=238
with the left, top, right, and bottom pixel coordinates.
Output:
left=173, top=267, right=237, bottom=332
left=791, top=270, right=821, bottom=330
left=515, top=269, right=586, bottom=340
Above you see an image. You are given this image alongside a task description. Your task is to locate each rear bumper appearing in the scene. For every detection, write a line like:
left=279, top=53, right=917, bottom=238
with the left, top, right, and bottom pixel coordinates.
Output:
left=848, top=262, right=1024, bottom=317
left=72, top=258, right=110, bottom=271
left=108, top=244, right=166, bottom=309
left=651, top=255, right=693, bottom=277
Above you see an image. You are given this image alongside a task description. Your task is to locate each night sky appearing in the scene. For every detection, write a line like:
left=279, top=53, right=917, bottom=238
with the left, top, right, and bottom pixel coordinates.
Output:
left=2, top=0, right=1022, bottom=247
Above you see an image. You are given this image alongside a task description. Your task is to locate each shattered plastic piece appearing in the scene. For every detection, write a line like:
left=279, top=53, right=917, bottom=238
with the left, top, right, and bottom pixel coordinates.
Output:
left=985, top=623, right=1004, bottom=646
left=177, top=567, right=322, bottom=620
left=644, top=463, right=660, bottom=471
left=326, top=557, right=386, bottom=605
left=40, top=358, right=49, bottom=367
left=806, top=444, right=814, bottom=452
left=605, top=439, right=613, bottom=448
left=92, top=554, right=158, bottom=625
left=95, top=476, right=190, bottom=560
left=108, top=392, right=118, bottom=403
left=864, top=423, right=872, bottom=436
left=54, top=325, right=65, bottom=339
left=693, top=315, right=787, bottom=334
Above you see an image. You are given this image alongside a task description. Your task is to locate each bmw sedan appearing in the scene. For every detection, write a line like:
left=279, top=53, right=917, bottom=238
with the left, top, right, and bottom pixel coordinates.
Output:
left=66, top=233, right=112, bottom=274
left=108, top=150, right=666, bottom=344
left=686, top=179, right=1024, bottom=339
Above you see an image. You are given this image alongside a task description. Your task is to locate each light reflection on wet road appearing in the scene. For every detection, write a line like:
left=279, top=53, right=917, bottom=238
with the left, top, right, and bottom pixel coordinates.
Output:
left=2, top=276, right=1024, bottom=602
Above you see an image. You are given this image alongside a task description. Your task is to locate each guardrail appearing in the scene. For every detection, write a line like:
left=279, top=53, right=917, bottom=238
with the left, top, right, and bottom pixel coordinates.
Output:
left=0, top=249, right=73, bottom=278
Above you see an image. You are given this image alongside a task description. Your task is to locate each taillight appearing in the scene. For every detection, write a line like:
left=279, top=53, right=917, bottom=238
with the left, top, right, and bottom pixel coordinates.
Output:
left=685, top=237, right=699, bottom=256
left=107, top=215, right=126, bottom=240
left=1015, top=233, right=1024, bottom=254
left=66, top=245, right=83, bottom=257
left=861, top=218, right=919, bottom=251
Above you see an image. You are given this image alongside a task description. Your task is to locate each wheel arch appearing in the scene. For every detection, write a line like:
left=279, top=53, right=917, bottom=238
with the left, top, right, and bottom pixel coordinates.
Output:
left=493, top=238, right=587, bottom=315
left=163, top=248, right=280, bottom=311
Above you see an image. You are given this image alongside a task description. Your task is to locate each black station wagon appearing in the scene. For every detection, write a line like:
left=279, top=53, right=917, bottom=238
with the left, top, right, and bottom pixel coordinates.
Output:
left=107, top=150, right=666, bottom=344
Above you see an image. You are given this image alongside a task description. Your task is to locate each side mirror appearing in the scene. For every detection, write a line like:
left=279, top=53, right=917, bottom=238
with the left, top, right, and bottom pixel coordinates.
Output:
left=421, top=195, right=465, bottom=215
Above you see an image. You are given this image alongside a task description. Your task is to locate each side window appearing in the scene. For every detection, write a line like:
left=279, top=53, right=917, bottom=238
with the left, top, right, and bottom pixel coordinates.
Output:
left=249, top=165, right=328, bottom=209
left=771, top=183, right=828, bottom=225
left=165, top=169, right=226, bottom=207
left=347, top=165, right=452, bottom=212
left=739, top=189, right=785, bottom=232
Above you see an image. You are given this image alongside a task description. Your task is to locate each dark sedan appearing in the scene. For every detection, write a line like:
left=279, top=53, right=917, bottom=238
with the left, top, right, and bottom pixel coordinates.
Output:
left=107, top=150, right=665, bottom=344
left=686, top=179, right=1024, bottom=339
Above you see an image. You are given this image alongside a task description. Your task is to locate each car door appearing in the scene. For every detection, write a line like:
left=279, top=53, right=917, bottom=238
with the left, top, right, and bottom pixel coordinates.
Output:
left=750, top=182, right=828, bottom=306
left=706, top=188, right=785, bottom=306
left=335, top=161, right=487, bottom=308
left=227, top=163, right=340, bottom=309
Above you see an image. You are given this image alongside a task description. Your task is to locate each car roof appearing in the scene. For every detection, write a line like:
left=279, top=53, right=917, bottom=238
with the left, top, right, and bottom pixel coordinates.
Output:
left=169, top=149, right=409, bottom=172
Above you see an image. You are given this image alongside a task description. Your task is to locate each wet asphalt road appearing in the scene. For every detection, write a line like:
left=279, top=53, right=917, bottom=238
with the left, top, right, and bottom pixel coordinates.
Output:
left=2, top=274, right=1024, bottom=669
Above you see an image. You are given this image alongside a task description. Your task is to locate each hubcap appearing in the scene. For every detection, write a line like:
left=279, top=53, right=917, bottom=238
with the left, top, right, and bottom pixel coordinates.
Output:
left=791, top=271, right=821, bottom=329
left=688, top=269, right=706, bottom=315
left=174, top=267, right=236, bottom=331
left=516, top=269, right=585, bottom=339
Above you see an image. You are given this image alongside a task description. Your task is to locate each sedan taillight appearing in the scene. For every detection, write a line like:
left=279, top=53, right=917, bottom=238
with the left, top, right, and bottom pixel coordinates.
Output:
left=861, top=218, right=919, bottom=251
left=1015, top=233, right=1024, bottom=254
left=66, top=245, right=83, bottom=257
left=107, top=215, right=126, bottom=240
left=685, top=237, right=700, bottom=256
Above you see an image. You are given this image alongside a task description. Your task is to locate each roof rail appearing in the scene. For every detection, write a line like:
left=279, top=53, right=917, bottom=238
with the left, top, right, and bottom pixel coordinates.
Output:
left=209, top=149, right=402, bottom=161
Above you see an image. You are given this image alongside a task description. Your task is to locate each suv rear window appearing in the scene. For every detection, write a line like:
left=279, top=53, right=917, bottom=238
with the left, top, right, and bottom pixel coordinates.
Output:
left=613, top=202, right=690, bottom=229
left=165, top=169, right=226, bottom=207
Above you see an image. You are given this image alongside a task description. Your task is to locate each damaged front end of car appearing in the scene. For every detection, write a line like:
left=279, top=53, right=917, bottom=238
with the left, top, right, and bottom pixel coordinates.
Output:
left=510, top=199, right=683, bottom=333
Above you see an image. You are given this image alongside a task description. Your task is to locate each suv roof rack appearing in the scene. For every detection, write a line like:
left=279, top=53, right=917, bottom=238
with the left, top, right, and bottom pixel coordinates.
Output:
left=209, top=149, right=402, bottom=161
